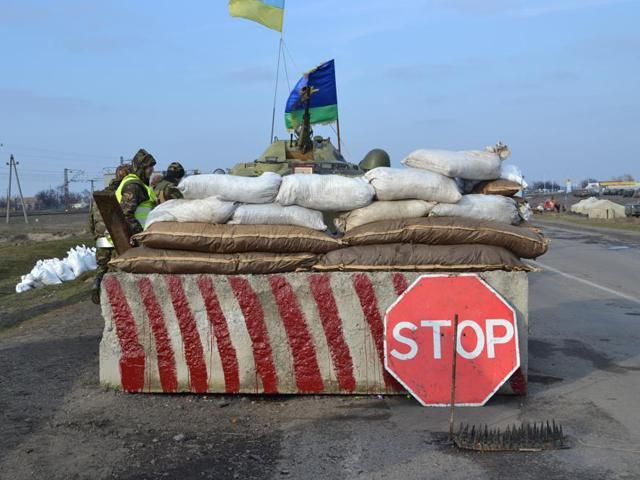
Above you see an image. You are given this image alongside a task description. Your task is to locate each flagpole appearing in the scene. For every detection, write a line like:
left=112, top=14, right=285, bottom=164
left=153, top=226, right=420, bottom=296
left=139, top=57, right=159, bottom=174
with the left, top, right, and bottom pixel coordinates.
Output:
left=269, top=34, right=284, bottom=143
left=336, top=116, right=342, bottom=153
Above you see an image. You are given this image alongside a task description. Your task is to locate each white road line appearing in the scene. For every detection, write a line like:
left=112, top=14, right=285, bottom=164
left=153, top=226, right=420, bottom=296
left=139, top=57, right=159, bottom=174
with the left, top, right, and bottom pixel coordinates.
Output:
left=530, top=261, right=640, bottom=305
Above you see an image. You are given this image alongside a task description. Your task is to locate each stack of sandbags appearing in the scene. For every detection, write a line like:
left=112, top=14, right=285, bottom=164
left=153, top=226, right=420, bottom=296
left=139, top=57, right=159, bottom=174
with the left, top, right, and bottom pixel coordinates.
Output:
left=115, top=223, right=342, bottom=275
left=400, top=143, right=528, bottom=226
left=314, top=217, right=546, bottom=272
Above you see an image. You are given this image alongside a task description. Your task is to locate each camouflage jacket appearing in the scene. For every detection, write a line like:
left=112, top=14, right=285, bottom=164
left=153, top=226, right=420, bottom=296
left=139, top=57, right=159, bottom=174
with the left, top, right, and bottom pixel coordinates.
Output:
left=88, top=179, right=120, bottom=239
left=154, top=178, right=183, bottom=203
left=119, top=180, right=151, bottom=236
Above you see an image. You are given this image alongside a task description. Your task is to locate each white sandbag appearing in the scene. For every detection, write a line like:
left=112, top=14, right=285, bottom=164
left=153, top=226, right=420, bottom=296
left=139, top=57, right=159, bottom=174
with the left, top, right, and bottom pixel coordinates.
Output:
left=276, top=174, right=375, bottom=211
left=178, top=172, right=282, bottom=204
left=145, top=197, right=237, bottom=228
left=430, top=194, right=521, bottom=225
left=66, top=250, right=88, bottom=278
left=229, top=204, right=327, bottom=231
left=51, top=258, right=75, bottom=282
left=31, top=260, right=63, bottom=285
left=335, top=200, right=436, bottom=233
left=365, top=167, right=462, bottom=203
left=500, top=164, right=528, bottom=189
left=402, top=143, right=510, bottom=180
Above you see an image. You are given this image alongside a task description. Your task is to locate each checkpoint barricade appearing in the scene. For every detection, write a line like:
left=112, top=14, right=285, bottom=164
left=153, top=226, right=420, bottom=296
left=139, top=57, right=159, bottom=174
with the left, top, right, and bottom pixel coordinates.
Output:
left=100, top=271, right=528, bottom=396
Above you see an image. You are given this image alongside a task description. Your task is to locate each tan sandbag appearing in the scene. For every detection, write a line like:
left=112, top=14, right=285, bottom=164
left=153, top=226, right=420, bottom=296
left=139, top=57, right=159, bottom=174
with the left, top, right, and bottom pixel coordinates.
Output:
left=134, top=223, right=342, bottom=254
left=334, top=200, right=436, bottom=233
left=343, top=217, right=548, bottom=259
left=471, top=179, right=522, bottom=196
left=314, top=244, right=536, bottom=272
left=110, top=246, right=317, bottom=275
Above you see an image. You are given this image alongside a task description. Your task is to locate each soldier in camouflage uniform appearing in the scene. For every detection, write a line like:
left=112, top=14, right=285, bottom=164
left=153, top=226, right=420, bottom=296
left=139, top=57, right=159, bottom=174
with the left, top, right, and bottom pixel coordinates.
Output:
left=154, top=161, right=185, bottom=203
left=89, top=164, right=130, bottom=304
left=115, top=149, right=158, bottom=239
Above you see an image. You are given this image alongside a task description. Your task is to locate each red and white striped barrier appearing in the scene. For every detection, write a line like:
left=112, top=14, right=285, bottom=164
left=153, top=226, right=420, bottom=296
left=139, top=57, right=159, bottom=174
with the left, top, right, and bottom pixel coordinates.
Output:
left=100, top=271, right=528, bottom=395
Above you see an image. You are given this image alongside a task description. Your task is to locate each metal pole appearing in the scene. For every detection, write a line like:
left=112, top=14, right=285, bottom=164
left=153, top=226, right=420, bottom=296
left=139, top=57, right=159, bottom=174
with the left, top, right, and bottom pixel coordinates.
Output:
left=89, top=179, right=95, bottom=211
left=449, top=313, right=460, bottom=442
left=11, top=155, right=29, bottom=224
left=5, top=155, right=13, bottom=224
left=336, top=116, right=342, bottom=153
left=270, top=36, right=284, bottom=144
left=64, top=168, right=70, bottom=209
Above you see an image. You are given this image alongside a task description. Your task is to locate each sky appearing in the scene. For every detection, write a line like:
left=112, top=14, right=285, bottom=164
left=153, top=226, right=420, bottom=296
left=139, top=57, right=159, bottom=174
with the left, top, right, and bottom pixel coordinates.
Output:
left=0, top=0, right=639, bottom=196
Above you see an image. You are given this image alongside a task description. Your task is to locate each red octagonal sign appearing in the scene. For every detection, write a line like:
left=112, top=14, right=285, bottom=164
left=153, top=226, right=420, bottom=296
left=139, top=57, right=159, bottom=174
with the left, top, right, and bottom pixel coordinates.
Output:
left=384, top=274, right=519, bottom=406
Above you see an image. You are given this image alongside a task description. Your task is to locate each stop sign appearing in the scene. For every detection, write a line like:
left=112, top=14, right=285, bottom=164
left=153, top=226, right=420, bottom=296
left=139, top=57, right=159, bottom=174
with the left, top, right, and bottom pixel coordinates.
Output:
left=384, top=274, right=519, bottom=406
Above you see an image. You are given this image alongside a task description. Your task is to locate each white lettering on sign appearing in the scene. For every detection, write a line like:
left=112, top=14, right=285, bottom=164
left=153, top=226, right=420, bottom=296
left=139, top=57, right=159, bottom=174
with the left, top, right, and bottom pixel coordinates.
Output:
left=420, top=321, right=450, bottom=359
left=390, top=322, right=418, bottom=360
left=390, top=319, right=515, bottom=360
left=486, top=319, right=515, bottom=359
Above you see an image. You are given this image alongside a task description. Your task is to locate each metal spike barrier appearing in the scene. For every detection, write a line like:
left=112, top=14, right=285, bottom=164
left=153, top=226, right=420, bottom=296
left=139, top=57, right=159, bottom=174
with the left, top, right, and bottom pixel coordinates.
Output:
left=453, top=421, right=568, bottom=452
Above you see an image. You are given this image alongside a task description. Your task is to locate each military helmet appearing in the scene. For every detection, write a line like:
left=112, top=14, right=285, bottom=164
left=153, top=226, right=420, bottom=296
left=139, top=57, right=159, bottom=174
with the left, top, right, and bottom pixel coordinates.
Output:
left=359, top=148, right=391, bottom=172
left=166, top=161, right=185, bottom=180
left=131, top=149, right=156, bottom=171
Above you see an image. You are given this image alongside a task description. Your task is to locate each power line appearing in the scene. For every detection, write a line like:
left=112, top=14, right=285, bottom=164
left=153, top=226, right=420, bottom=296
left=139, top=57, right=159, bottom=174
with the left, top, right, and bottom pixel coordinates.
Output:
left=7, top=144, right=118, bottom=160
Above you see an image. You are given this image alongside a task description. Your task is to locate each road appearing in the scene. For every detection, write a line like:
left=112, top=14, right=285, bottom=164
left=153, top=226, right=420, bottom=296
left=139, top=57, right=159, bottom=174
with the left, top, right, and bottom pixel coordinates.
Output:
left=1, top=222, right=639, bottom=479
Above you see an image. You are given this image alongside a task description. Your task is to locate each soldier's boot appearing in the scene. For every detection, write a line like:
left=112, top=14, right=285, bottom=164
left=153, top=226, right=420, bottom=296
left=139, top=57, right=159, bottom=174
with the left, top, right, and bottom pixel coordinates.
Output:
left=91, top=276, right=102, bottom=305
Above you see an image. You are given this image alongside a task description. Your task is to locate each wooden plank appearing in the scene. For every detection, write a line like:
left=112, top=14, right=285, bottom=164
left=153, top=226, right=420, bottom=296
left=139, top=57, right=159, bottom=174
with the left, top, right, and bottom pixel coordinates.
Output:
left=93, top=191, right=131, bottom=255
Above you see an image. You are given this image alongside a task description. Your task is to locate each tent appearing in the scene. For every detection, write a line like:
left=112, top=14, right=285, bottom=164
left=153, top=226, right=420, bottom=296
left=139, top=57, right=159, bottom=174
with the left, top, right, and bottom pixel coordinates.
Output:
left=571, top=197, right=599, bottom=215
left=586, top=200, right=627, bottom=220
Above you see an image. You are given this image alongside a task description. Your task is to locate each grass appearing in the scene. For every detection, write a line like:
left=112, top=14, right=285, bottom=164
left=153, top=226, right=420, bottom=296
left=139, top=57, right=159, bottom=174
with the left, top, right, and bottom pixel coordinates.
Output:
left=534, top=213, right=640, bottom=233
left=0, top=235, right=94, bottom=331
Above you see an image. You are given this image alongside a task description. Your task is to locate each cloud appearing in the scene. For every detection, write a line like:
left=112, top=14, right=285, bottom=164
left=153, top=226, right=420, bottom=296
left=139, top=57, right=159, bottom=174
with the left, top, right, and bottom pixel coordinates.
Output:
left=0, top=88, right=103, bottom=116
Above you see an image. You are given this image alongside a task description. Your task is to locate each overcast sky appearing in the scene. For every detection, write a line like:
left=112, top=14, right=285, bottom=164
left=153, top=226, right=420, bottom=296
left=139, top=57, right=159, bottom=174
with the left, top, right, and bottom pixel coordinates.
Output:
left=1, top=0, right=639, bottom=195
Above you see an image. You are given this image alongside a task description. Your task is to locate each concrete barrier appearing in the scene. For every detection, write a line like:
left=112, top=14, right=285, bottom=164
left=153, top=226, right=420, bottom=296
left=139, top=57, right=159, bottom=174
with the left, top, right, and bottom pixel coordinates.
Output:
left=100, top=271, right=528, bottom=396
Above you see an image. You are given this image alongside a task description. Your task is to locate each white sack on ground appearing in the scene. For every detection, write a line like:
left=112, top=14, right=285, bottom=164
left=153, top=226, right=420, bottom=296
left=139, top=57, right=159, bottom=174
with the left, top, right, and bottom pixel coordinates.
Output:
left=15, top=245, right=97, bottom=293
left=178, top=172, right=282, bottom=204
left=402, top=143, right=510, bottom=180
left=430, top=194, right=521, bottom=225
left=500, top=164, right=528, bottom=189
left=229, top=204, right=327, bottom=231
left=145, top=197, right=237, bottom=228
left=276, top=174, right=375, bottom=211
left=335, top=200, right=436, bottom=233
left=365, top=167, right=461, bottom=203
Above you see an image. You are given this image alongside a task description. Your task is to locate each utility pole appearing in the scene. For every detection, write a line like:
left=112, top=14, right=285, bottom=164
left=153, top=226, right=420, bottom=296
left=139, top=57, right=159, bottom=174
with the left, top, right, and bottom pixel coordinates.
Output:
left=89, top=179, right=96, bottom=211
left=5, top=154, right=12, bottom=224
left=64, top=168, right=70, bottom=209
left=5, top=155, right=29, bottom=224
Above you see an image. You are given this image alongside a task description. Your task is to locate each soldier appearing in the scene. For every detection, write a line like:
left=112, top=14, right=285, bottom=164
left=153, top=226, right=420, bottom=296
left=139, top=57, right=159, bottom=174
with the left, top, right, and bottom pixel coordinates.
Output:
left=154, top=162, right=185, bottom=203
left=89, top=164, right=130, bottom=304
left=115, top=149, right=158, bottom=239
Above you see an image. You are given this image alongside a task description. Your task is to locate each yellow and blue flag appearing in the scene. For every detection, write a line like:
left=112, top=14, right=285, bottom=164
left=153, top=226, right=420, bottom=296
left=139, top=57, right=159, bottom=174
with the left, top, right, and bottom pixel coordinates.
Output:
left=229, top=0, right=284, bottom=32
left=285, top=60, right=338, bottom=130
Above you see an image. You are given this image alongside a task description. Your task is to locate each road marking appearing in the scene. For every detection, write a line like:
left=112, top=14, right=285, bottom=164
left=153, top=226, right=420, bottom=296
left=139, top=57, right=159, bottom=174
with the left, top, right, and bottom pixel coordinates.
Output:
left=531, top=261, right=640, bottom=305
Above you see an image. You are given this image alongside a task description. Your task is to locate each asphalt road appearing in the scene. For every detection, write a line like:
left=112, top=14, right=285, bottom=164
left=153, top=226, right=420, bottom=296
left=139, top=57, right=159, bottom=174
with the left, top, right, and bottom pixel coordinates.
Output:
left=1, top=222, right=639, bottom=479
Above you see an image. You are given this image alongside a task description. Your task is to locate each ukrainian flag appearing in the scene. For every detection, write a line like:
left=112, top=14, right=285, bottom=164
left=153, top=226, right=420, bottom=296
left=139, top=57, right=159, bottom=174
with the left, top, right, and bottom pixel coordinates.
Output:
left=229, top=0, right=285, bottom=32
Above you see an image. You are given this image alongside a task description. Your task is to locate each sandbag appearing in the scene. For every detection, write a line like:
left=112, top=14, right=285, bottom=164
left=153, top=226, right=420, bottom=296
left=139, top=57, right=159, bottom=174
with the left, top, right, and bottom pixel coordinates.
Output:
left=229, top=204, right=327, bottom=231
left=314, top=244, right=535, bottom=272
left=334, top=200, right=436, bottom=233
left=500, top=164, right=528, bottom=189
left=276, top=174, right=375, bottom=211
left=110, top=246, right=317, bottom=275
left=343, top=217, right=548, bottom=259
left=430, top=194, right=521, bottom=225
left=471, top=179, right=522, bottom=196
left=178, top=172, right=282, bottom=203
left=135, top=223, right=342, bottom=254
left=364, top=167, right=461, bottom=203
left=145, top=197, right=237, bottom=228
left=402, top=144, right=510, bottom=180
